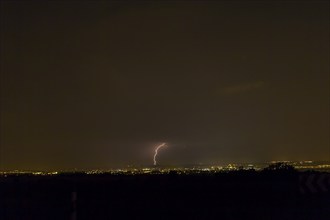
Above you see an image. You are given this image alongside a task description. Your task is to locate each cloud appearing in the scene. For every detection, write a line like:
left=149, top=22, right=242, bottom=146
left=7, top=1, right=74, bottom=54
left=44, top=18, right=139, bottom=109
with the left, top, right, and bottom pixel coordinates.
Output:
left=219, top=81, right=265, bottom=95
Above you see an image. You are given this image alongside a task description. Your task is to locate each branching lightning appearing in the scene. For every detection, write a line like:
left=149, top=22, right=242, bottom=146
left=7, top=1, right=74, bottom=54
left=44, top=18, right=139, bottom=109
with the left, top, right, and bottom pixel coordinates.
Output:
left=153, top=143, right=167, bottom=166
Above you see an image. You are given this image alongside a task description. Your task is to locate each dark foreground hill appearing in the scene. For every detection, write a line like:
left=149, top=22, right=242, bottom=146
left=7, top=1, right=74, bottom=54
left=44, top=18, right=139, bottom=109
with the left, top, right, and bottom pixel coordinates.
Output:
left=1, top=171, right=329, bottom=220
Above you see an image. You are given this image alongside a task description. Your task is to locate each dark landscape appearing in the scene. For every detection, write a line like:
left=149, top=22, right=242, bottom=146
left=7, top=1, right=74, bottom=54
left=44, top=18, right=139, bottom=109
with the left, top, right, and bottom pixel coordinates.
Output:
left=1, top=169, right=330, bottom=220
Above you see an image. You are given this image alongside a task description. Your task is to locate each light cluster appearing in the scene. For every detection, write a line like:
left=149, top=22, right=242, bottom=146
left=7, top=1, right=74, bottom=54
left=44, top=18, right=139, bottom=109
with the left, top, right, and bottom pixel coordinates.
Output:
left=1, top=161, right=329, bottom=177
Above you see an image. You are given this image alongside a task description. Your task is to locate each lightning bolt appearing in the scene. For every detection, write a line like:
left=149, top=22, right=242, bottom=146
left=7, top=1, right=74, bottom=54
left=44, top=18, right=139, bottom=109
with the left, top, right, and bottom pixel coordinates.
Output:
left=153, top=143, right=166, bottom=166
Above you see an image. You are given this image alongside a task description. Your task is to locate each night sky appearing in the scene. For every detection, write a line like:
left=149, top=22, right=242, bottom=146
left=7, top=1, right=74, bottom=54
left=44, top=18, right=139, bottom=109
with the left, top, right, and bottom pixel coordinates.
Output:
left=1, top=1, right=329, bottom=170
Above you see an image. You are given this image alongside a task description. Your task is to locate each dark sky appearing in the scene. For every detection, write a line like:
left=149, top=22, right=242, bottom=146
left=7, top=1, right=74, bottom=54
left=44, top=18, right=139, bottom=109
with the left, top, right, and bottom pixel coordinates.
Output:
left=1, top=1, right=329, bottom=170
